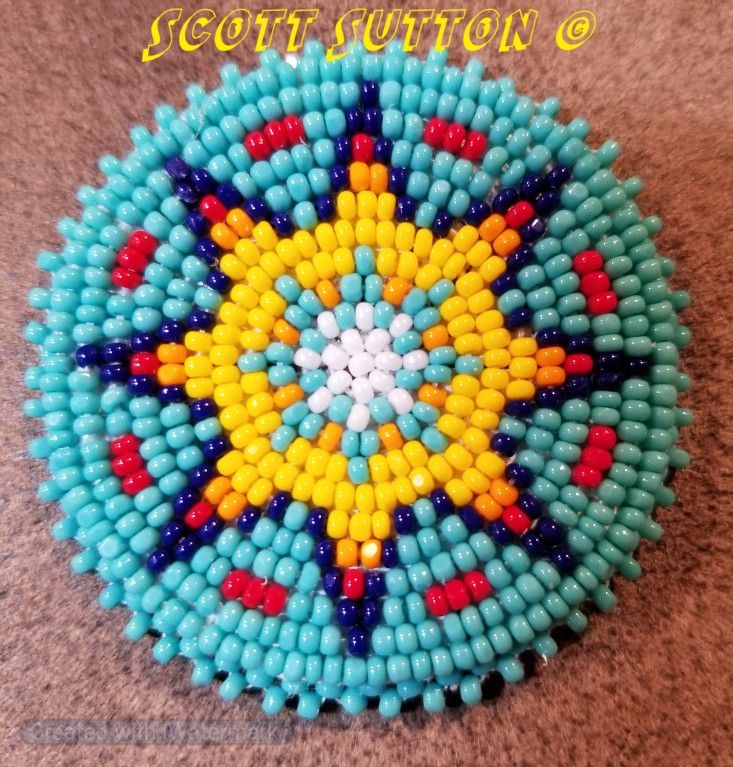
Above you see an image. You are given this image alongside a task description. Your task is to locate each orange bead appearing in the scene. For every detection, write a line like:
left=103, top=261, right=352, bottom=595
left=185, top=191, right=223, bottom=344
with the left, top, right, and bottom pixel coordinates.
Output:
left=493, top=229, right=521, bottom=257
left=422, top=325, right=449, bottom=350
left=204, top=476, right=232, bottom=505
left=382, top=277, right=411, bottom=305
left=418, top=383, right=447, bottom=407
left=217, top=491, right=246, bottom=520
left=315, top=279, right=340, bottom=309
left=535, top=345, right=566, bottom=366
left=349, top=162, right=371, bottom=192
left=317, top=422, right=343, bottom=451
left=226, top=208, right=254, bottom=238
left=474, top=492, right=503, bottom=520
left=272, top=319, right=299, bottom=345
left=273, top=383, right=304, bottom=409
left=156, top=343, right=187, bottom=364
left=336, top=538, right=359, bottom=567
left=535, top=366, right=566, bottom=386
left=210, top=222, right=238, bottom=250
left=478, top=214, right=506, bottom=243
left=378, top=423, right=404, bottom=450
left=370, top=164, right=388, bottom=194
left=489, top=477, right=519, bottom=506
left=157, top=363, right=186, bottom=386
left=360, top=539, right=382, bottom=568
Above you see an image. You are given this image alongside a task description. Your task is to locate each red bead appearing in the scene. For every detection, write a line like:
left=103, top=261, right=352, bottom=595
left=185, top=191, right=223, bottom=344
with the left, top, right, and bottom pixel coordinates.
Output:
left=423, top=118, right=448, bottom=149
left=184, top=501, right=214, bottom=529
left=111, top=267, right=143, bottom=289
left=111, top=452, right=143, bottom=477
left=127, top=230, right=158, bottom=258
left=580, top=271, right=610, bottom=296
left=282, top=115, right=305, bottom=145
left=581, top=446, right=613, bottom=472
left=264, top=120, right=287, bottom=151
left=442, top=123, right=467, bottom=153
left=571, top=464, right=602, bottom=488
left=221, top=569, right=250, bottom=600
left=130, top=352, right=160, bottom=376
left=424, top=585, right=449, bottom=617
left=587, top=291, right=618, bottom=315
left=342, top=568, right=365, bottom=599
left=502, top=504, right=531, bottom=535
left=241, top=576, right=266, bottom=608
left=117, top=245, right=148, bottom=272
left=122, top=469, right=152, bottom=495
left=199, top=194, right=228, bottom=224
left=463, top=570, right=492, bottom=602
left=444, top=578, right=471, bottom=611
left=460, top=130, right=487, bottom=160
left=505, top=201, right=535, bottom=229
left=587, top=425, right=618, bottom=450
left=563, top=353, right=594, bottom=375
left=572, top=249, right=604, bottom=275
left=110, top=434, right=140, bottom=456
left=351, top=133, right=374, bottom=163
left=244, top=130, right=270, bottom=160
left=262, top=583, right=288, bottom=616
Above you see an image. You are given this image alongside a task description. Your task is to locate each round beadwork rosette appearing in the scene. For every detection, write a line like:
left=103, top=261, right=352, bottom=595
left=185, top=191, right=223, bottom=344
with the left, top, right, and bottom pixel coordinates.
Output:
left=24, top=41, right=692, bottom=719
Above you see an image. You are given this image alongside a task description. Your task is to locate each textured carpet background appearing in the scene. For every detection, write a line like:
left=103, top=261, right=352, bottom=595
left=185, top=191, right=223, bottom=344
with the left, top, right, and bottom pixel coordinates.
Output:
left=2, top=1, right=731, bottom=764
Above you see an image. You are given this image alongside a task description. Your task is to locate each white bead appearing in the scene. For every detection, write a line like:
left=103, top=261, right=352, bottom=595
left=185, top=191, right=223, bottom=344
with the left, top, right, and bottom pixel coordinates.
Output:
left=327, top=370, right=352, bottom=394
left=346, top=403, right=370, bottom=432
left=348, top=351, right=375, bottom=377
left=340, top=328, right=364, bottom=355
left=364, top=328, right=391, bottom=355
left=307, top=386, right=333, bottom=413
left=350, top=376, right=374, bottom=404
left=403, top=350, right=429, bottom=370
left=322, top=343, right=349, bottom=371
left=389, top=313, right=413, bottom=338
left=316, top=311, right=340, bottom=339
left=387, top=388, right=414, bottom=415
left=368, top=369, right=395, bottom=394
left=294, top=348, right=321, bottom=370
left=355, top=302, right=374, bottom=331
left=375, top=351, right=401, bottom=372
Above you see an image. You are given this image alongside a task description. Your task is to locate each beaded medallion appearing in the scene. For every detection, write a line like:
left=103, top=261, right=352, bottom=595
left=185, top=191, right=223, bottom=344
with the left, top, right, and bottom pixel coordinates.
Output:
left=25, top=41, right=692, bottom=719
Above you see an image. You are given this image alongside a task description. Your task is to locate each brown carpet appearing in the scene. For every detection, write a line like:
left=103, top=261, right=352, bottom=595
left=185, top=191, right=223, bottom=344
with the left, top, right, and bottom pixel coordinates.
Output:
left=2, top=1, right=731, bottom=764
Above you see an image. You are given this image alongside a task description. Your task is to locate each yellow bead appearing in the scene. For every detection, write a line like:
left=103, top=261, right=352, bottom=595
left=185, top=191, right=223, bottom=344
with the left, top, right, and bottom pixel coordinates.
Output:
left=240, top=372, right=268, bottom=394
left=355, top=484, right=375, bottom=514
left=357, top=190, right=378, bottom=219
left=254, top=411, right=280, bottom=435
left=292, top=472, right=315, bottom=502
left=211, top=365, right=239, bottom=386
left=245, top=392, right=273, bottom=418
left=273, top=462, right=298, bottom=491
left=336, top=538, right=358, bottom=567
left=483, top=328, right=511, bottom=350
left=234, top=239, right=261, bottom=266
left=445, top=443, right=473, bottom=471
left=454, top=333, right=482, bottom=355
left=445, top=393, right=474, bottom=417
left=376, top=193, right=396, bottom=221
left=239, top=330, right=268, bottom=351
left=376, top=247, right=398, bottom=277
left=295, top=260, right=319, bottom=289
left=230, top=285, right=259, bottom=309
left=509, top=357, right=538, bottom=379
left=463, top=467, right=491, bottom=494
left=258, top=452, right=283, bottom=478
left=253, top=221, right=278, bottom=251
left=447, top=314, right=475, bottom=338
left=211, top=325, right=241, bottom=346
left=455, top=271, right=484, bottom=298
left=337, top=191, right=357, bottom=220
left=470, top=409, right=499, bottom=430
left=220, top=403, right=248, bottom=431
left=429, top=239, right=454, bottom=267
left=217, top=450, right=244, bottom=476
left=349, top=512, right=372, bottom=542
left=461, top=426, right=490, bottom=454
left=397, top=251, right=418, bottom=280
left=293, top=230, right=318, bottom=258
left=443, top=253, right=466, bottom=280
left=465, top=241, right=492, bottom=268
left=243, top=437, right=269, bottom=464
left=437, top=413, right=466, bottom=439
left=415, top=263, right=442, bottom=291
left=509, top=337, right=538, bottom=357
left=231, top=465, right=257, bottom=493
left=312, top=478, right=335, bottom=508
left=410, top=467, right=434, bottom=495
left=445, top=478, right=472, bottom=506
left=355, top=218, right=376, bottom=245
left=246, top=266, right=272, bottom=293
left=209, top=344, right=238, bottom=367
left=183, top=356, right=212, bottom=378
left=452, top=374, right=480, bottom=398
left=467, top=289, right=494, bottom=315
left=260, top=252, right=285, bottom=280
left=334, top=481, right=355, bottom=511
left=247, top=477, right=273, bottom=506
left=475, top=451, right=506, bottom=478
left=483, top=348, right=511, bottom=368
left=184, top=331, right=212, bottom=353
left=427, top=454, right=453, bottom=483
left=477, top=386, right=506, bottom=410
left=305, top=448, right=329, bottom=478
left=275, top=238, right=301, bottom=267
left=368, top=455, right=391, bottom=483
left=440, top=296, right=467, bottom=321
left=285, top=437, right=310, bottom=467
left=230, top=423, right=257, bottom=449
left=332, top=247, right=355, bottom=276
left=185, top=377, right=213, bottom=399
left=452, top=225, right=479, bottom=253
left=394, top=477, right=417, bottom=504
left=326, top=454, right=348, bottom=482
left=374, top=483, right=396, bottom=512
left=313, top=251, right=336, bottom=280
left=478, top=255, right=507, bottom=283
left=395, top=222, right=416, bottom=251
left=260, top=290, right=287, bottom=317
left=335, top=219, right=356, bottom=248
left=414, top=228, right=434, bottom=258
left=476, top=309, right=504, bottom=333
left=376, top=221, right=396, bottom=248
left=506, top=380, right=536, bottom=400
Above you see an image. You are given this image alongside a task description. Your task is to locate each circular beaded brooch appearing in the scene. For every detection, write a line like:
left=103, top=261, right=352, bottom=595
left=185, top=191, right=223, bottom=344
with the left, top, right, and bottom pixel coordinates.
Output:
left=25, top=41, right=692, bottom=719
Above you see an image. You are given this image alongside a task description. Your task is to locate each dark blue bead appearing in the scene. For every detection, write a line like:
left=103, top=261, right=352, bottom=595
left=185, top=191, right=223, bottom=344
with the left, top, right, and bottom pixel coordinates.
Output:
left=506, top=462, right=533, bottom=487
left=491, top=272, right=517, bottom=295
left=174, top=535, right=199, bottom=561
left=187, top=309, right=214, bottom=330
left=184, top=209, right=208, bottom=235
left=315, top=538, right=334, bottom=567
left=388, top=167, right=408, bottom=194
left=544, top=164, right=571, bottom=189
left=519, top=173, right=544, bottom=199
left=190, top=398, right=216, bottom=422
left=365, top=571, right=385, bottom=599
left=361, top=599, right=381, bottom=629
left=329, top=164, right=348, bottom=190
left=459, top=505, right=483, bottom=532
left=429, top=489, right=453, bottom=516
left=337, top=599, right=359, bottom=628
left=146, top=547, right=173, bottom=572
left=464, top=199, right=490, bottom=225
left=360, top=80, right=379, bottom=107
left=505, top=307, right=532, bottom=329
left=323, top=567, right=342, bottom=598
left=504, top=399, right=535, bottom=418
left=205, top=269, right=231, bottom=293
left=215, top=183, right=242, bottom=208
left=198, top=517, right=223, bottom=544
left=305, top=507, right=326, bottom=535
left=566, top=334, right=593, bottom=354
left=432, top=211, right=453, bottom=237
left=315, top=194, right=335, bottom=221
left=159, top=385, right=185, bottom=403
left=396, top=195, right=417, bottom=221
left=537, top=516, right=564, bottom=543
left=626, top=355, right=651, bottom=377
left=491, top=433, right=517, bottom=457
left=506, top=244, right=534, bottom=272
left=160, top=520, right=184, bottom=546
left=347, top=626, right=369, bottom=657
left=75, top=344, right=101, bottom=367
left=518, top=493, right=543, bottom=519
left=195, top=238, right=219, bottom=265
left=202, top=436, right=228, bottom=460
left=189, top=167, right=215, bottom=195
left=363, top=107, right=382, bottom=135
left=164, top=155, right=190, bottom=180
left=334, top=135, right=351, bottom=163
left=565, top=374, right=591, bottom=397
left=100, top=362, right=127, bottom=384
left=244, top=197, right=270, bottom=222
left=374, top=137, right=393, bottom=164
left=393, top=505, right=416, bottom=534
left=173, top=486, right=198, bottom=515
left=102, top=341, right=130, bottom=363
left=519, top=218, right=545, bottom=242
left=271, top=212, right=294, bottom=236
left=595, top=371, right=622, bottom=390
left=535, top=327, right=565, bottom=347
left=237, top=507, right=260, bottom=533
left=158, top=319, right=185, bottom=343
left=492, top=187, right=519, bottom=213
left=534, top=190, right=561, bottom=215
left=550, top=545, right=576, bottom=573
left=381, top=539, right=398, bottom=567
left=345, top=107, right=364, bottom=134
left=175, top=181, right=198, bottom=205
left=521, top=531, right=546, bottom=557
left=127, top=375, right=156, bottom=397
left=597, top=352, right=623, bottom=371
left=267, top=491, right=290, bottom=520
left=534, top=386, right=565, bottom=408
left=189, top=463, right=214, bottom=488
left=489, top=520, right=513, bottom=545
left=130, top=332, right=156, bottom=352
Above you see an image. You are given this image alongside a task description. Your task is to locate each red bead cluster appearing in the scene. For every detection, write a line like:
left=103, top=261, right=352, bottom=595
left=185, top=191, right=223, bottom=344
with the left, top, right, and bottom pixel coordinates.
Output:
left=571, top=425, right=618, bottom=488
left=110, top=434, right=152, bottom=495
left=244, top=116, right=305, bottom=161
left=111, top=230, right=158, bottom=289
left=573, top=250, right=619, bottom=315
left=221, top=569, right=289, bottom=616
left=422, top=118, right=487, bottom=160
left=424, top=570, right=493, bottom=617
